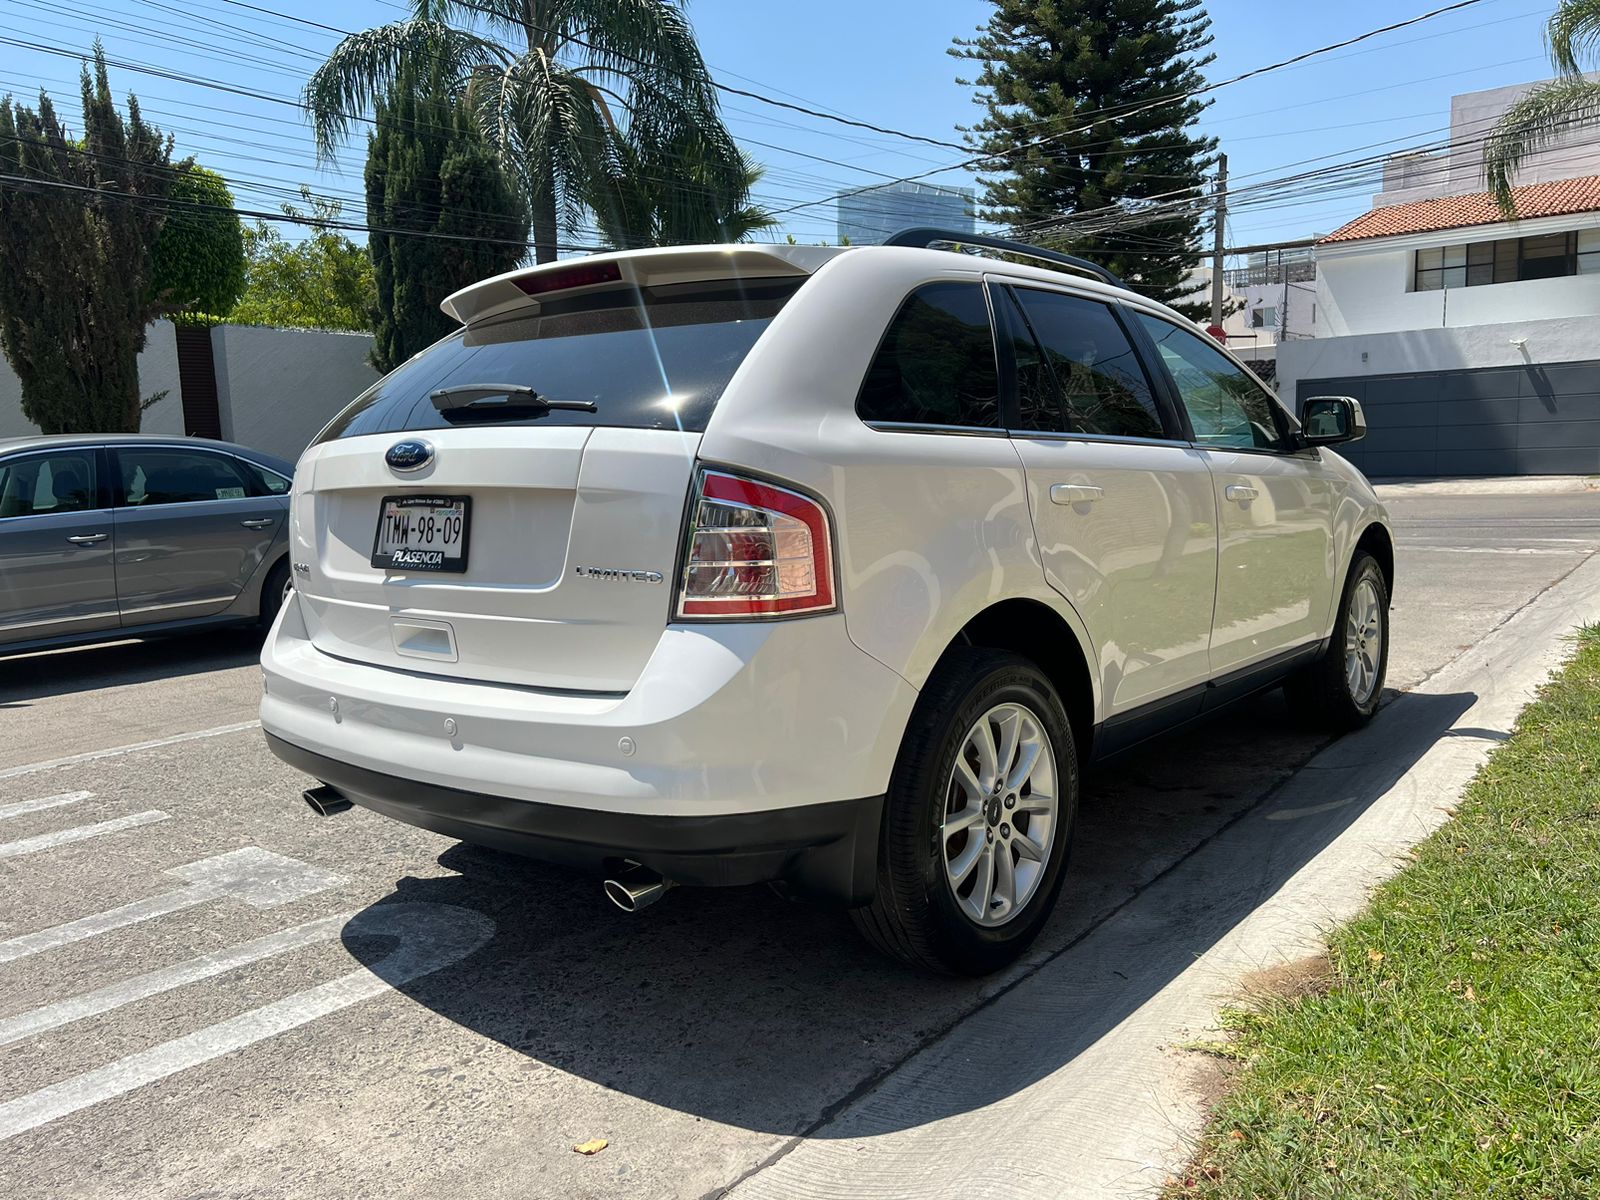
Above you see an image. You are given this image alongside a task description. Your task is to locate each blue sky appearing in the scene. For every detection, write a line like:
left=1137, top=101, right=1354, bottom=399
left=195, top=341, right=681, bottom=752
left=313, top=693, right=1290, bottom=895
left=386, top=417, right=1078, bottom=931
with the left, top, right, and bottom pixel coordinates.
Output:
left=0, top=0, right=1567, bottom=258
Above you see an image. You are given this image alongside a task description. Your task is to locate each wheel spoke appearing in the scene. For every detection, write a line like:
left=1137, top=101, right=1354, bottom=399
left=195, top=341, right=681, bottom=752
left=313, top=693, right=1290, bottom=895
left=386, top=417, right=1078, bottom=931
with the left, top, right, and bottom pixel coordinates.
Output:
left=1006, top=738, right=1042, bottom=792
left=971, top=717, right=999, bottom=789
left=994, top=842, right=1017, bottom=912
left=952, top=754, right=983, bottom=801
left=1015, top=792, right=1052, bottom=815
left=948, top=836, right=983, bottom=888
left=943, top=804, right=985, bottom=837
left=969, top=842, right=996, bottom=920
left=1012, top=828, right=1046, bottom=862
left=995, top=710, right=1022, bottom=787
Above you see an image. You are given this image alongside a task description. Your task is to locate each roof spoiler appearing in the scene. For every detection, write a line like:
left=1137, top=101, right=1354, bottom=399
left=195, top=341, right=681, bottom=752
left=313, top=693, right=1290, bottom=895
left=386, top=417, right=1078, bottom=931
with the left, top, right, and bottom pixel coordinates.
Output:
left=883, top=227, right=1126, bottom=289
left=440, top=244, right=841, bottom=326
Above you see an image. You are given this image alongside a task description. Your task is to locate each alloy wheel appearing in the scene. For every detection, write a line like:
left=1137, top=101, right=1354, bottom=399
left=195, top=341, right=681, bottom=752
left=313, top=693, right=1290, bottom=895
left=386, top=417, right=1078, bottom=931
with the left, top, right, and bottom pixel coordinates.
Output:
left=1344, top=575, right=1383, bottom=707
left=940, top=702, right=1059, bottom=927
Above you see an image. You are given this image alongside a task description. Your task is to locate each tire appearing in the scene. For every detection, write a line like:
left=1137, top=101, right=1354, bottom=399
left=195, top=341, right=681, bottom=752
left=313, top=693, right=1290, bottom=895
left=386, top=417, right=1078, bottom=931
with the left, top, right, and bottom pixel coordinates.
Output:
left=258, top=558, right=293, bottom=631
left=851, top=647, right=1079, bottom=975
left=1283, top=551, right=1390, bottom=731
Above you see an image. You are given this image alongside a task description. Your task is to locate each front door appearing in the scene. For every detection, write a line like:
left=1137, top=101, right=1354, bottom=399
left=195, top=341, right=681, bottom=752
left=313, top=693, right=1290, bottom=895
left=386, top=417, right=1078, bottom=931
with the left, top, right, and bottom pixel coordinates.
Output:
left=0, top=447, right=119, bottom=645
left=999, top=284, right=1218, bottom=718
left=110, top=445, right=286, bottom=624
left=1130, top=312, right=1335, bottom=678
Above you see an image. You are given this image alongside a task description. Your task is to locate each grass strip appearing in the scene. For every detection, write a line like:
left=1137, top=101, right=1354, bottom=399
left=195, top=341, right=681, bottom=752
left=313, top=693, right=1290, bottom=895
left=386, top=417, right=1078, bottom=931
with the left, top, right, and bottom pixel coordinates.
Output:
left=1172, top=625, right=1600, bottom=1199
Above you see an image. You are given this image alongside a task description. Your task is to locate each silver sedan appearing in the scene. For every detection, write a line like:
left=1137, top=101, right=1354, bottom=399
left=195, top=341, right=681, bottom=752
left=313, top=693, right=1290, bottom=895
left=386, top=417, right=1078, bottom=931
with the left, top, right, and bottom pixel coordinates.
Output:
left=0, top=434, right=295, bottom=653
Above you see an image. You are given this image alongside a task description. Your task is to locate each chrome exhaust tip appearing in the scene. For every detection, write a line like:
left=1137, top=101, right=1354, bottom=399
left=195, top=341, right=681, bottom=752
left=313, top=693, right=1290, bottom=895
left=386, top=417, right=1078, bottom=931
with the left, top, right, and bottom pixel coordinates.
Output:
left=303, top=784, right=353, bottom=816
left=603, top=865, right=672, bottom=913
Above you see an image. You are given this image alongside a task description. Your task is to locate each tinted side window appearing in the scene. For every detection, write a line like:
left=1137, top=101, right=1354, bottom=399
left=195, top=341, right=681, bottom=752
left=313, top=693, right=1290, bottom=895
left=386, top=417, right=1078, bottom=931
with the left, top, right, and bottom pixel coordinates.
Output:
left=0, top=451, right=98, bottom=518
left=239, top=459, right=291, bottom=495
left=1007, top=288, right=1165, bottom=438
left=857, top=282, right=1000, bottom=429
left=1133, top=313, right=1285, bottom=451
left=117, top=448, right=256, bottom=507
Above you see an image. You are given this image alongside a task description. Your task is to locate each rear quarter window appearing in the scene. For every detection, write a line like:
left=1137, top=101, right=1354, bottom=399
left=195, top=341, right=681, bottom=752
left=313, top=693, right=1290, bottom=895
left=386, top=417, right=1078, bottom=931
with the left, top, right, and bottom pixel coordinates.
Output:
left=856, top=282, right=1001, bottom=429
left=316, top=278, right=799, bottom=442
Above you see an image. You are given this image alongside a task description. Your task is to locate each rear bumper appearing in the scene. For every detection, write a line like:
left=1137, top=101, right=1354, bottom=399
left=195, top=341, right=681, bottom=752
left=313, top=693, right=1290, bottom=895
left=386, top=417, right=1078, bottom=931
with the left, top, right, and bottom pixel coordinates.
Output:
left=268, top=732, right=882, bottom=903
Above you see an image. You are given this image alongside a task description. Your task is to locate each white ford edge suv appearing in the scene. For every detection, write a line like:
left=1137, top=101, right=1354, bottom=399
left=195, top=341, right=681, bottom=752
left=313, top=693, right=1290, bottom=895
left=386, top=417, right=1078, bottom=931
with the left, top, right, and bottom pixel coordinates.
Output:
left=261, top=231, right=1392, bottom=975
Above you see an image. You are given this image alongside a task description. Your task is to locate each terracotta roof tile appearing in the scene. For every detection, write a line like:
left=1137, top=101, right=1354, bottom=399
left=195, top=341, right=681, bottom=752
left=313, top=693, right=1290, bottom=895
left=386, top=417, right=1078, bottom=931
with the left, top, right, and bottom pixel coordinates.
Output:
left=1319, top=174, right=1600, bottom=244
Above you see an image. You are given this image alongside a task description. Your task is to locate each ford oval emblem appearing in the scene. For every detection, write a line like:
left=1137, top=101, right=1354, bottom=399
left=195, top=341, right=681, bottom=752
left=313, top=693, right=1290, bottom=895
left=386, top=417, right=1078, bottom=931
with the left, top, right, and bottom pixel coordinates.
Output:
left=385, top=439, right=434, bottom=472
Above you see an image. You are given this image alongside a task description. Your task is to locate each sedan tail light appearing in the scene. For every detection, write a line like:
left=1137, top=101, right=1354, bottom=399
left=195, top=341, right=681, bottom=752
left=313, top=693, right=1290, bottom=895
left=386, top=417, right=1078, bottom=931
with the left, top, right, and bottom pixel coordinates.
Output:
left=677, top=468, right=836, bottom=619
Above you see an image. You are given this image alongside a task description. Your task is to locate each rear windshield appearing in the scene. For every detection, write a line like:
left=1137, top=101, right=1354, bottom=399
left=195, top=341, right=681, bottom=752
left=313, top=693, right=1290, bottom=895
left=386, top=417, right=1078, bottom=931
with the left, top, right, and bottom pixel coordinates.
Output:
left=315, top=277, right=801, bottom=443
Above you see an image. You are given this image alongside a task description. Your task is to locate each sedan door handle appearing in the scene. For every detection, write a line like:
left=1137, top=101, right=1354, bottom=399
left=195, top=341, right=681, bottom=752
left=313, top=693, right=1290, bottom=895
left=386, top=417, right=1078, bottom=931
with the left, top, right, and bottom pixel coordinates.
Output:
left=239, top=517, right=277, bottom=529
left=1224, top=484, right=1259, bottom=503
left=65, top=533, right=108, bottom=545
left=1049, top=484, right=1104, bottom=506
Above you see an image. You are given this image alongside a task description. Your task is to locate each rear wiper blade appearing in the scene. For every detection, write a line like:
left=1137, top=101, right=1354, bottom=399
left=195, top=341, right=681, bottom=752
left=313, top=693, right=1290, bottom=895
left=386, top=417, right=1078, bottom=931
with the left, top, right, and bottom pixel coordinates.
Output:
left=429, top=384, right=597, bottom=412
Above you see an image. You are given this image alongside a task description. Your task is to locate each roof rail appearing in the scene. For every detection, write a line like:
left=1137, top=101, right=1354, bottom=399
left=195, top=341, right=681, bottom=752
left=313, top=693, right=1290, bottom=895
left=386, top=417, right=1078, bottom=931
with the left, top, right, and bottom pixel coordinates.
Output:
left=882, top=227, right=1126, bottom=289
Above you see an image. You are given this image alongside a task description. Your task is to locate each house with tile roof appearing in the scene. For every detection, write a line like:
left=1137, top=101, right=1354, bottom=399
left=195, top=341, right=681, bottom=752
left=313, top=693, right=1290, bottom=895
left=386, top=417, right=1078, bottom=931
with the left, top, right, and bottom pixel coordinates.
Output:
left=1277, top=174, right=1600, bottom=477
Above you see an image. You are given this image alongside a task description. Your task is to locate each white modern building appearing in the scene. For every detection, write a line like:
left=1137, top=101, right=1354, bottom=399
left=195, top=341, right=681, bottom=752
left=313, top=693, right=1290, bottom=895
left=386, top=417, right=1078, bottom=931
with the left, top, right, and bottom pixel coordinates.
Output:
left=1280, top=175, right=1600, bottom=476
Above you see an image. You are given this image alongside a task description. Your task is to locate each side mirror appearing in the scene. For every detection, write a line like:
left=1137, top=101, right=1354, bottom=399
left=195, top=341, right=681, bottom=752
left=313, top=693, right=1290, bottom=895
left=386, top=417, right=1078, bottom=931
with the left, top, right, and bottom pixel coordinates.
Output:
left=1298, top=396, right=1366, bottom=446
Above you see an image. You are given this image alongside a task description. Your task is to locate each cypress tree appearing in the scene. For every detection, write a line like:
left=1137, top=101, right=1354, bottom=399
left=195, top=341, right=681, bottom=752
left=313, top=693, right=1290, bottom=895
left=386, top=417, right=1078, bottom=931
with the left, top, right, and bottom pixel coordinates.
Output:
left=954, top=0, right=1218, bottom=316
left=365, top=60, right=528, bottom=374
left=0, top=48, right=177, bottom=432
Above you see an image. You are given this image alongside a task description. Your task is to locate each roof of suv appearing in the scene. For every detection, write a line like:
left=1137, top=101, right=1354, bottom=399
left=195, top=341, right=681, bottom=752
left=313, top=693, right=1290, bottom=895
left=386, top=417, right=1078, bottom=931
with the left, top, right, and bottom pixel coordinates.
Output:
left=441, top=239, right=1151, bottom=328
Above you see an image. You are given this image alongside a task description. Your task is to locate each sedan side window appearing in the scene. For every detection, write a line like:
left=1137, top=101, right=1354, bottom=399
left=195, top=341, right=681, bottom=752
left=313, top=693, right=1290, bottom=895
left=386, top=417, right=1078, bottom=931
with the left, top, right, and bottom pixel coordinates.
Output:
left=857, top=282, right=1001, bottom=429
left=1132, top=312, right=1286, bottom=452
left=1006, top=287, right=1167, bottom=439
left=116, top=448, right=257, bottom=507
left=0, top=452, right=98, bottom=519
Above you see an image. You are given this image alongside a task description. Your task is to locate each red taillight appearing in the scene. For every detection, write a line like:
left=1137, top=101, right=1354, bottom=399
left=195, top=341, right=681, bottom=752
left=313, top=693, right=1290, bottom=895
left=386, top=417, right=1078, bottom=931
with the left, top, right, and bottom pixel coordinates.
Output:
left=677, top=469, right=836, bottom=619
left=513, top=260, right=623, bottom=296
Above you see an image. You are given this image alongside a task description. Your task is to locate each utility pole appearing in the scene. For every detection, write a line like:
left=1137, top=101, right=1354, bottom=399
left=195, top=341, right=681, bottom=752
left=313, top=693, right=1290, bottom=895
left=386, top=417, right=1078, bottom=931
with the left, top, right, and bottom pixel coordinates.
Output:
left=1210, top=153, right=1228, bottom=332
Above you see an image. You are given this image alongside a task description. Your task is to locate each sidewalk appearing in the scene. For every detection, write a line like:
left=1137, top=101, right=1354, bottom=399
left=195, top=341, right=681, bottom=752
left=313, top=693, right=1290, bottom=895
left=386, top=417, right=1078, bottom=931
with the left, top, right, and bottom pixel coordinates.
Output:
left=727, top=556, right=1600, bottom=1200
left=1374, top=474, right=1599, bottom=498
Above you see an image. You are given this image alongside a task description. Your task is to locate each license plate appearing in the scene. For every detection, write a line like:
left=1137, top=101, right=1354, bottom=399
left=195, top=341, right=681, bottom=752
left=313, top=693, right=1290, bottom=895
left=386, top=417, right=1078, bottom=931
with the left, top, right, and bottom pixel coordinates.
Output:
left=371, top=495, right=471, bottom=573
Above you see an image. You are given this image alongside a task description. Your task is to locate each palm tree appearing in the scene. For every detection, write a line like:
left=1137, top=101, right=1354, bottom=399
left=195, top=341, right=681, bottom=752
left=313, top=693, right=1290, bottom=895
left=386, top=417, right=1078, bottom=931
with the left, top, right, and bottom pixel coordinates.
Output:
left=1485, top=1, right=1600, bottom=215
left=305, top=0, right=762, bottom=262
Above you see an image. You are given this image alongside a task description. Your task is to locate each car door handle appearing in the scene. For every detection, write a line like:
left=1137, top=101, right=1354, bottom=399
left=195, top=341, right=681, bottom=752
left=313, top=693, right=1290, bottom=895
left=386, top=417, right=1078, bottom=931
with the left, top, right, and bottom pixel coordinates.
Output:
left=1225, top=484, right=1259, bottom=503
left=65, top=533, right=108, bottom=545
left=1049, top=484, right=1104, bottom=506
left=239, top=517, right=277, bottom=529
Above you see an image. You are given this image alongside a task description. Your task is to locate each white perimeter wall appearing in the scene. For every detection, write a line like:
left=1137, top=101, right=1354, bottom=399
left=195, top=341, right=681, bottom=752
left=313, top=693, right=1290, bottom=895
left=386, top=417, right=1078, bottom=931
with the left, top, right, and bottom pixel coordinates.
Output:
left=0, top=321, right=378, bottom=463
left=1278, top=313, right=1600, bottom=401
left=212, top=325, right=378, bottom=462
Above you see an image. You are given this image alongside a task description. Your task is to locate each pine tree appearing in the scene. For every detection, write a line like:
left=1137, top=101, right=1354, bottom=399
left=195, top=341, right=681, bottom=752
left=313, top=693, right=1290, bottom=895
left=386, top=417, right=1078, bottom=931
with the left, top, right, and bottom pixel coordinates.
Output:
left=954, top=0, right=1218, bottom=317
left=0, top=47, right=177, bottom=432
left=364, top=60, right=528, bottom=374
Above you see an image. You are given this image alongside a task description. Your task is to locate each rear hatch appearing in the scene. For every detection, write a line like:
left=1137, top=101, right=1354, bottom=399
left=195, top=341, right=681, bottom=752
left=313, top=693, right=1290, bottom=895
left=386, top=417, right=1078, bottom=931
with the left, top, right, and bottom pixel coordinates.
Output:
left=292, top=253, right=817, bottom=692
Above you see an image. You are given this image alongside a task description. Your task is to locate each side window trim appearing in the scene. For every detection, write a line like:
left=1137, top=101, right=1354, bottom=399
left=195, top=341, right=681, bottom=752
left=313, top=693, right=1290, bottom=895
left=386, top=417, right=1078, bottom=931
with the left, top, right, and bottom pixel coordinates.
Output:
left=0, top=448, right=105, bottom=521
left=1126, top=307, right=1297, bottom=455
left=996, top=280, right=1190, bottom=444
left=111, top=445, right=258, bottom=508
left=854, top=277, right=1005, bottom=434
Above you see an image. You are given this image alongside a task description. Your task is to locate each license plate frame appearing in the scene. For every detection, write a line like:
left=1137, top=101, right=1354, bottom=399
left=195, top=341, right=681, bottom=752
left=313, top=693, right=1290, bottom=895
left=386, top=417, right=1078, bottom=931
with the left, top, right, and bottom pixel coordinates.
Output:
left=370, top=494, right=472, bottom=574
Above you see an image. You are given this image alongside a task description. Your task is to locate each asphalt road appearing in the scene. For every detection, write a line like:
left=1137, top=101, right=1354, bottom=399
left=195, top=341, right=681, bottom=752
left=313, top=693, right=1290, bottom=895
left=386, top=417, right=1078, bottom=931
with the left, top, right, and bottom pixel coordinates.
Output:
left=1, top=486, right=1596, bottom=1199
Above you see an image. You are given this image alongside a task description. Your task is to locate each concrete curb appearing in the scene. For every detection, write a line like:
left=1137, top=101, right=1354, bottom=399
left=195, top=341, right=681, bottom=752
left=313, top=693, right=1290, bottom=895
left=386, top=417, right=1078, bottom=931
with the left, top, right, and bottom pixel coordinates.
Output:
left=1375, top=475, right=1600, bottom=498
left=728, top=553, right=1600, bottom=1200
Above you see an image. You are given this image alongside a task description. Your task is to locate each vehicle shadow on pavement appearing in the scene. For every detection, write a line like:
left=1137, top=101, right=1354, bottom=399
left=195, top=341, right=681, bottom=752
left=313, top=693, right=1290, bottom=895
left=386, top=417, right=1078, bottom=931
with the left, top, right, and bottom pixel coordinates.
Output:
left=0, top=631, right=263, bottom=704
left=341, top=686, right=1474, bottom=1140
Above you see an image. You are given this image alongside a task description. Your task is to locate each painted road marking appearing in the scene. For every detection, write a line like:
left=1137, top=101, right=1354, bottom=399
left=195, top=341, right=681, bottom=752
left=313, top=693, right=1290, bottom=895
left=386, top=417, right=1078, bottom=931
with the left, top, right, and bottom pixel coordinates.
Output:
left=0, top=902, right=495, bottom=1142
left=0, top=848, right=344, bottom=964
left=0, top=719, right=261, bottom=782
left=0, top=811, right=169, bottom=860
left=0, top=792, right=92, bottom=822
left=0, top=913, right=353, bottom=1047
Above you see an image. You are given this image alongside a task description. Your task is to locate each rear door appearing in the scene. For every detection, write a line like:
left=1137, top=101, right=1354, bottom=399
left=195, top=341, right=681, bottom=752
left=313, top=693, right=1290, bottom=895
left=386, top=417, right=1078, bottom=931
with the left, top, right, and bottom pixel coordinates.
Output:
left=0, top=447, right=118, bottom=645
left=292, top=276, right=799, bottom=692
left=999, top=283, right=1218, bottom=719
left=1129, top=311, right=1335, bottom=680
left=110, top=444, right=286, bottom=624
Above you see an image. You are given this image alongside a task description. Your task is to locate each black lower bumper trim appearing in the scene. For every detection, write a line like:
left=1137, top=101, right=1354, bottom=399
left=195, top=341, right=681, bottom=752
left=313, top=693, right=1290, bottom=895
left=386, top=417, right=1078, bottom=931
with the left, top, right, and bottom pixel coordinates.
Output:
left=265, top=733, right=883, bottom=906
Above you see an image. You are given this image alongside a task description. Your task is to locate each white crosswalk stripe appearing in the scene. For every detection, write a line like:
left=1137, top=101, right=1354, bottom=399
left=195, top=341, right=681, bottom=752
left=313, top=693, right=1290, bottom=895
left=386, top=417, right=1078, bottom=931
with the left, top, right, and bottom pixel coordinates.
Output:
left=0, top=792, right=93, bottom=822
left=0, top=810, right=169, bottom=860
